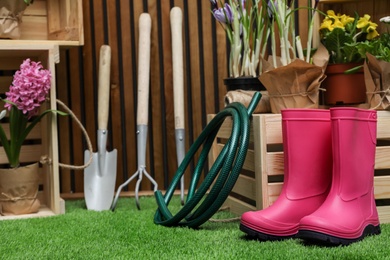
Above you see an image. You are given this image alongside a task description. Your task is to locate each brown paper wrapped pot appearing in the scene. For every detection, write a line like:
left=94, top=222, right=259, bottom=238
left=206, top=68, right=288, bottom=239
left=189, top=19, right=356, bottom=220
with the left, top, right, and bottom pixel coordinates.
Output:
left=259, top=59, right=325, bottom=114
left=0, top=163, right=41, bottom=215
left=364, top=53, right=390, bottom=110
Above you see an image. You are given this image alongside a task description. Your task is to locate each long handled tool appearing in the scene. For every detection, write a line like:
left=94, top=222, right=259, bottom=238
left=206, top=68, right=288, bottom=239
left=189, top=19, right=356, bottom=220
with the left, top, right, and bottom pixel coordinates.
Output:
left=111, top=13, right=157, bottom=211
left=170, top=7, right=186, bottom=205
left=84, top=45, right=118, bottom=211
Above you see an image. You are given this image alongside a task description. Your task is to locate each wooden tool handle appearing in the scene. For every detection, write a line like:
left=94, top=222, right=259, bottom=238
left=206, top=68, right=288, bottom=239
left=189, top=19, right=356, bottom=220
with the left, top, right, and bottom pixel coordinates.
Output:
left=98, top=45, right=112, bottom=130
left=137, top=13, right=152, bottom=125
left=170, top=7, right=185, bottom=130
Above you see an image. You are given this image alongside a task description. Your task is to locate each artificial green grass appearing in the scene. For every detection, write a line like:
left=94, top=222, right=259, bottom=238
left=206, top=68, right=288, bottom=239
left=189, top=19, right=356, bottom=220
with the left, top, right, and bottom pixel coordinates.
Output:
left=0, top=196, right=389, bottom=259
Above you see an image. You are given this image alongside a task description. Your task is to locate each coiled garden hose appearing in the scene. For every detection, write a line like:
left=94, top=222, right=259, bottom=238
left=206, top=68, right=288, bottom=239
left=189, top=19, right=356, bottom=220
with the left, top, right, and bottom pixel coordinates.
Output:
left=154, top=92, right=262, bottom=228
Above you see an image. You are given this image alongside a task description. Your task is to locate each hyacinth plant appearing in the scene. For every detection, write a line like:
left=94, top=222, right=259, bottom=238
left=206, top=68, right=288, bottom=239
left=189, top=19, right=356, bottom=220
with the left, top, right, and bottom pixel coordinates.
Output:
left=210, top=0, right=270, bottom=78
left=0, top=59, right=64, bottom=168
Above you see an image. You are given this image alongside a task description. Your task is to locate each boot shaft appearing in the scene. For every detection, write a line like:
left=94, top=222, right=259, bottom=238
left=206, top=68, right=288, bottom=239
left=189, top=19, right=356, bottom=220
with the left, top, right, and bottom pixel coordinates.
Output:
left=330, top=108, right=377, bottom=201
left=281, top=109, right=332, bottom=200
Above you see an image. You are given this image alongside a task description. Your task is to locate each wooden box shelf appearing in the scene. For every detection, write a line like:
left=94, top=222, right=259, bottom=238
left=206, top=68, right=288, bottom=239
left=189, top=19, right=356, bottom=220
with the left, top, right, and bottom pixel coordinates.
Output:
left=0, top=43, right=64, bottom=220
left=1, top=0, right=83, bottom=46
left=208, top=111, right=390, bottom=223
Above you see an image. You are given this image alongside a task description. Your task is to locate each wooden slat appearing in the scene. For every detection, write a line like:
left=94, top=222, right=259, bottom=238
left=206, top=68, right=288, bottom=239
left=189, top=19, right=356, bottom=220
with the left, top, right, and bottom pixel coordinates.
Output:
left=0, top=199, right=65, bottom=221
left=377, top=111, right=390, bottom=139
left=215, top=117, right=255, bottom=143
left=222, top=196, right=255, bottom=216
left=116, top=0, right=136, bottom=191
left=0, top=145, right=42, bottom=164
left=0, top=76, right=13, bottom=92
left=377, top=206, right=390, bottom=224
left=266, top=152, right=284, bottom=176
left=213, top=143, right=256, bottom=173
left=375, top=146, right=390, bottom=169
left=267, top=182, right=283, bottom=204
left=243, top=149, right=255, bottom=172
left=56, top=49, right=72, bottom=194
left=263, top=114, right=282, bottom=144
left=374, top=176, right=390, bottom=199
left=0, top=123, right=41, bottom=140
left=231, top=174, right=256, bottom=201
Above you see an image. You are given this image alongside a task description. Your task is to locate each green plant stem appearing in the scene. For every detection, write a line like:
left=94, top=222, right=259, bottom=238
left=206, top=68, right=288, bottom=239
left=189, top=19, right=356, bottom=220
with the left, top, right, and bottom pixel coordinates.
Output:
left=306, top=17, right=315, bottom=63
left=8, top=107, right=28, bottom=168
left=344, top=64, right=363, bottom=74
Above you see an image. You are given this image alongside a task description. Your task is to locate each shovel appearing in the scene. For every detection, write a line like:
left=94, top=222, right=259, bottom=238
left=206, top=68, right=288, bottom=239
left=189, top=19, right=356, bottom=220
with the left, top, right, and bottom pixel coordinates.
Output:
left=84, top=45, right=117, bottom=211
left=171, top=7, right=186, bottom=205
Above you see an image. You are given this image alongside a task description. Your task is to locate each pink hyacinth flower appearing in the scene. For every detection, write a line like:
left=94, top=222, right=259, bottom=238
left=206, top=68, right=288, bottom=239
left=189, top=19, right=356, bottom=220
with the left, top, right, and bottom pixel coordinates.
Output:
left=5, top=59, right=51, bottom=118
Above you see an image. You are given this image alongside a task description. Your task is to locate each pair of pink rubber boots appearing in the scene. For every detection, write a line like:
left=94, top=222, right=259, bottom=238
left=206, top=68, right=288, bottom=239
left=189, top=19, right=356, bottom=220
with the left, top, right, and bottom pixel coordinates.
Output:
left=240, top=108, right=381, bottom=245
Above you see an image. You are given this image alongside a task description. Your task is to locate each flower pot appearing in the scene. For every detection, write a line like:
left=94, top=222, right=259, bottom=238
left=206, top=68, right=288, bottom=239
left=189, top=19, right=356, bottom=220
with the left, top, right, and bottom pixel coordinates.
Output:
left=259, top=59, right=324, bottom=113
left=224, top=77, right=266, bottom=92
left=322, top=63, right=366, bottom=106
left=0, top=163, right=40, bottom=215
left=0, top=0, right=29, bottom=39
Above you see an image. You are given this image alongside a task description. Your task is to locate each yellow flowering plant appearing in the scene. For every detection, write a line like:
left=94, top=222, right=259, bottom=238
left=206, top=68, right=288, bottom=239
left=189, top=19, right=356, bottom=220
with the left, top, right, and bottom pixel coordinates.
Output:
left=320, top=10, right=379, bottom=65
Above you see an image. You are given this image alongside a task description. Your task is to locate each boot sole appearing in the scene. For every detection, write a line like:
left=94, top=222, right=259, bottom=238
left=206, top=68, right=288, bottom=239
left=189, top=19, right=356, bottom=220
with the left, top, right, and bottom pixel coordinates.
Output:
left=240, top=223, right=296, bottom=241
left=297, top=225, right=381, bottom=246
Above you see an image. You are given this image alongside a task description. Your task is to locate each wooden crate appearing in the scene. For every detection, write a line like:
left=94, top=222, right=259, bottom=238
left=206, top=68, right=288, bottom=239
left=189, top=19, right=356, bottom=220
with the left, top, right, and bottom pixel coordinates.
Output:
left=208, top=111, right=390, bottom=223
left=0, top=43, right=64, bottom=220
left=2, top=0, right=83, bottom=46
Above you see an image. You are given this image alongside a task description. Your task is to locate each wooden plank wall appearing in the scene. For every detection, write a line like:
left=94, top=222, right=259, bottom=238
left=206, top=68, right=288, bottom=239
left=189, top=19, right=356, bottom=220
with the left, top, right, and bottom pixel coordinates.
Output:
left=56, top=0, right=390, bottom=197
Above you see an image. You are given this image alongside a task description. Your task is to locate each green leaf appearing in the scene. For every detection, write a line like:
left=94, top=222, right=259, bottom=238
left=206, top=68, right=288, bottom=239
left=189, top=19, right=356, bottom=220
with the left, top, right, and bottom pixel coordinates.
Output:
left=8, top=106, right=28, bottom=168
left=0, top=124, right=11, bottom=162
left=19, top=109, right=68, bottom=150
left=344, top=43, right=361, bottom=63
left=324, top=27, right=353, bottom=63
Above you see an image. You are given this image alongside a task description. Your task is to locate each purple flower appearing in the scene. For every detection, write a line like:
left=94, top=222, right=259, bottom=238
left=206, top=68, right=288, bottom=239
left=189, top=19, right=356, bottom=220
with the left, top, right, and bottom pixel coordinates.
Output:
left=313, top=0, right=320, bottom=11
left=267, top=0, right=277, bottom=20
left=212, top=3, right=233, bottom=24
left=210, top=0, right=218, bottom=10
left=241, top=0, right=246, bottom=9
left=5, top=59, right=51, bottom=118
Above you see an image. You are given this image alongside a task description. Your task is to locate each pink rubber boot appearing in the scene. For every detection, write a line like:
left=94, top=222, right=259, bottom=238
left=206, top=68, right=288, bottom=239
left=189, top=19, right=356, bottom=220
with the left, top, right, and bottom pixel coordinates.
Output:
left=240, top=109, right=332, bottom=240
left=298, top=108, right=381, bottom=245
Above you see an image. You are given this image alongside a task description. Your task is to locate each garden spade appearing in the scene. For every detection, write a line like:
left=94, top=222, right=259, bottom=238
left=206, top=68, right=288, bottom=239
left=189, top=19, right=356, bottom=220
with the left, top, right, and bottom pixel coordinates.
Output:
left=84, top=45, right=117, bottom=211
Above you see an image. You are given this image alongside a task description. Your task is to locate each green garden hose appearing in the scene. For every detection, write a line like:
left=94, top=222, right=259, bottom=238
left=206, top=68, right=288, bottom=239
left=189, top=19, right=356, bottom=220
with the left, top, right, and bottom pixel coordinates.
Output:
left=154, top=92, right=262, bottom=228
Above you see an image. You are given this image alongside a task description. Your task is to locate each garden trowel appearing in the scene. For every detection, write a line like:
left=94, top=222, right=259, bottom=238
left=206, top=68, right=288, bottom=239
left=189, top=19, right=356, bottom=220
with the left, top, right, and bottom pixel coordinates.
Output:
left=84, top=45, right=117, bottom=211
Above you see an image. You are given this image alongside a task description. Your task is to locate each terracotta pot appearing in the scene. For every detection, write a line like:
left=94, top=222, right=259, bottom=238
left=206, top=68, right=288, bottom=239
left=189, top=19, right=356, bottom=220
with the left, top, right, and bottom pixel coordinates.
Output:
left=224, top=77, right=266, bottom=92
left=322, top=63, right=366, bottom=105
left=0, top=163, right=40, bottom=215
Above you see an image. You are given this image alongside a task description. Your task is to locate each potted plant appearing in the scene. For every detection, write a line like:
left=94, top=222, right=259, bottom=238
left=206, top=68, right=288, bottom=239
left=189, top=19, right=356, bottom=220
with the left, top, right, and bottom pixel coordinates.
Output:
left=319, top=10, right=379, bottom=105
left=364, top=16, right=390, bottom=110
left=0, top=0, right=34, bottom=39
left=257, top=0, right=328, bottom=113
left=0, top=58, right=63, bottom=216
left=210, top=0, right=269, bottom=91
